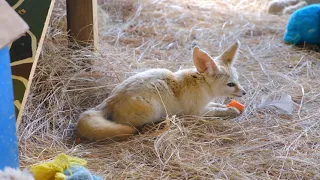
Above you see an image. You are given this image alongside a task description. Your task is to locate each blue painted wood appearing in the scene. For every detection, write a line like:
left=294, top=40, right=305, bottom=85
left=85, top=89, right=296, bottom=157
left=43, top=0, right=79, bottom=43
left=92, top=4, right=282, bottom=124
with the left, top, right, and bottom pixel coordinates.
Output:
left=0, top=46, right=19, bottom=169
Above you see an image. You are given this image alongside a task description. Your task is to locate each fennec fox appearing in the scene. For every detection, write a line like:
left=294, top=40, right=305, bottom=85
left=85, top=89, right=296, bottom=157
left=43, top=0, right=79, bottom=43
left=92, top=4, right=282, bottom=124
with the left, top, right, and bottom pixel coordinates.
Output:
left=77, top=41, right=246, bottom=140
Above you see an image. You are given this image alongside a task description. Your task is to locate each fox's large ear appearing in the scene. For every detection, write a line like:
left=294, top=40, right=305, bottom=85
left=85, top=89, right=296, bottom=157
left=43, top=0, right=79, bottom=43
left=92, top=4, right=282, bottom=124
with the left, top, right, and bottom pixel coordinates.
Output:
left=218, top=40, right=240, bottom=66
left=193, top=46, right=219, bottom=75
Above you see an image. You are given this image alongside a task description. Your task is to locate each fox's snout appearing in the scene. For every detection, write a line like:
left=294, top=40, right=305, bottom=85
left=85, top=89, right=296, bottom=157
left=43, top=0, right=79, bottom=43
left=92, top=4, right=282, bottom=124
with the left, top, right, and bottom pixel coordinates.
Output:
left=239, top=89, right=246, bottom=96
left=234, top=86, right=246, bottom=97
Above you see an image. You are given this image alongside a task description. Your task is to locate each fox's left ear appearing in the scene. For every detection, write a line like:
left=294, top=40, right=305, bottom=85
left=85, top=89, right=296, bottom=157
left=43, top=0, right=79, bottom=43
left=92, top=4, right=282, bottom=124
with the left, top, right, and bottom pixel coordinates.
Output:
left=193, top=46, right=220, bottom=75
left=218, top=40, right=240, bottom=66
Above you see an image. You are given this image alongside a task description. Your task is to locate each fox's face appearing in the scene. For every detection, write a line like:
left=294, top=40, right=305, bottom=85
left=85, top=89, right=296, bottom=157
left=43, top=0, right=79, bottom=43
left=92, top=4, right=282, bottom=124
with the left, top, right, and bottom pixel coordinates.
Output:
left=193, top=41, right=246, bottom=98
left=215, top=66, right=246, bottom=97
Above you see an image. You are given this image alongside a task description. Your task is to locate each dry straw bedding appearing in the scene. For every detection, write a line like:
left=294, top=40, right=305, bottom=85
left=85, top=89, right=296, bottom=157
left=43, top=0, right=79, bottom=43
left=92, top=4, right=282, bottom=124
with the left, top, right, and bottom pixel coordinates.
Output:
left=19, top=0, right=320, bottom=179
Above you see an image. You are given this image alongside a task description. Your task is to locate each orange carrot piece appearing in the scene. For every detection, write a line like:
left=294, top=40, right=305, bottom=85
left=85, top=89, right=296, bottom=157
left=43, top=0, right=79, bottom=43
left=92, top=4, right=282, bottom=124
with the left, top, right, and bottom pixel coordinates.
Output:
left=75, top=137, right=81, bottom=144
left=226, top=100, right=245, bottom=113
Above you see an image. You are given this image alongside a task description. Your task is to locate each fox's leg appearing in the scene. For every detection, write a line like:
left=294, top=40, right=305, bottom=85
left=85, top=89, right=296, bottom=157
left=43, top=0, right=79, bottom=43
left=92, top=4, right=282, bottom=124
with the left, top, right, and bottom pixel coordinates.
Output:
left=201, top=107, right=240, bottom=118
left=206, top=102, right=226, bottom=108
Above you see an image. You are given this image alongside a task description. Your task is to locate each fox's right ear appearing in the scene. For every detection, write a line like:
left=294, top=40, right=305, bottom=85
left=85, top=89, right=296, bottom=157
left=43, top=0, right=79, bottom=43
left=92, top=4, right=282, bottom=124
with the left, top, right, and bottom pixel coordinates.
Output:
left=218, top=40, right=240, bottom=66
left=193, top=46, right=219, bottom=75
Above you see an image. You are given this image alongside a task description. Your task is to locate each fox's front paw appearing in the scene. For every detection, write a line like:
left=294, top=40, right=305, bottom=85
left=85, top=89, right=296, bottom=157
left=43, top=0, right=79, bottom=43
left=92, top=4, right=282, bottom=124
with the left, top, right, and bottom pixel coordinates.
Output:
left=226, top=107, right=241, bottom=118
left=202, top=107, right=241, bottom=118
left=207, top=102, right=226, bottom=108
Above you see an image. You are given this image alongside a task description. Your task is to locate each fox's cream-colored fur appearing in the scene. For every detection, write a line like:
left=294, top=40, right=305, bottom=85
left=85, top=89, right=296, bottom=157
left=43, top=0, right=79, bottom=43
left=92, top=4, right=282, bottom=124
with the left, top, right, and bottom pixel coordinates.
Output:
left=76, top=41, right=246, bottom=140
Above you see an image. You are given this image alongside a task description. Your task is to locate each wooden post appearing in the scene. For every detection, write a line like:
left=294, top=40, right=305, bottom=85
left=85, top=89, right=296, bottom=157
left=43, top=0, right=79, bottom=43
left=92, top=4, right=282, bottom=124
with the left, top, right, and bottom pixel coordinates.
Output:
left=66, top=0, right=98, bottom=48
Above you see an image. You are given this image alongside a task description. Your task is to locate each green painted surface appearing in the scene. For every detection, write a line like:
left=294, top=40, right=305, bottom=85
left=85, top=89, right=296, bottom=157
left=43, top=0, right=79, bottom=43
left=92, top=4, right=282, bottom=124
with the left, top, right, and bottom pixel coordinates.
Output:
left=12, top=79, right=26, bottom=115
left=12, top=0, right=52, bottom=41
left=6, top=0, right=52, bottom=117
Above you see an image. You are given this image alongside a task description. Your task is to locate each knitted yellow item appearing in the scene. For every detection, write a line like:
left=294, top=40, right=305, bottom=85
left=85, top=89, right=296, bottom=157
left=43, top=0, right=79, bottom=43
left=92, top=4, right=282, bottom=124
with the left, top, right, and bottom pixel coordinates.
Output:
left=30, top=153, right=87, bottom=180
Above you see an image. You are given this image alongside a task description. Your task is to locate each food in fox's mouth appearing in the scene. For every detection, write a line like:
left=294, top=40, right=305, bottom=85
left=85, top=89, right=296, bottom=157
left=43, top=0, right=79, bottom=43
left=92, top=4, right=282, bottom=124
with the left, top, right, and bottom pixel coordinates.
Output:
left=227, top=99, right=245, bottom=113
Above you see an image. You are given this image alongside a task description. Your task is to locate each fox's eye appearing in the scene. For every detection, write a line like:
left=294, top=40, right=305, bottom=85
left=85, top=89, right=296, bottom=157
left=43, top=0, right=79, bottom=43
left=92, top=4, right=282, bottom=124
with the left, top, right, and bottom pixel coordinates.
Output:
left=227, top=82, right=235, bottom=87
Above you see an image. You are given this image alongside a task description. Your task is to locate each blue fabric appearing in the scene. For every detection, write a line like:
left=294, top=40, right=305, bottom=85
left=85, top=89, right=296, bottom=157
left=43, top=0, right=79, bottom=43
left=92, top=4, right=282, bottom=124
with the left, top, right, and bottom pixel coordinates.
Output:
left=0, top=46, right=19, bottom=170
left=284, top=4, right=320, bottom=45
left=64, top=166, right=103, bottom=180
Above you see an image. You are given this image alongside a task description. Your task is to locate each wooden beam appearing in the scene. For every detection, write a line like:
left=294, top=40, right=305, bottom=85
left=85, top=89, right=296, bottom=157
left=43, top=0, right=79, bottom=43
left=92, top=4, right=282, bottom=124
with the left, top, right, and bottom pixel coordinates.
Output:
left=66, top=0, right=98, bottom=48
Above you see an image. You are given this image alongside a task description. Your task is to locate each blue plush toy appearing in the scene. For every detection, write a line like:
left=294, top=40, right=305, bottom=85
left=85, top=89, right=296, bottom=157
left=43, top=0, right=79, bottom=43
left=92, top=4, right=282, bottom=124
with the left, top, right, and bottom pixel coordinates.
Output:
left=284, top=4, right=320, bottom=45
left=64, top=166, right=102, bottom=180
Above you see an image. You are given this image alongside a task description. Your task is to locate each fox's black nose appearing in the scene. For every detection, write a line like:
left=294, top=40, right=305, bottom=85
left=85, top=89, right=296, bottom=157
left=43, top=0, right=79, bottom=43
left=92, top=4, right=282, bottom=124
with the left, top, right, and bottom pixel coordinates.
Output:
left=243, top=92, right=246, bottom=96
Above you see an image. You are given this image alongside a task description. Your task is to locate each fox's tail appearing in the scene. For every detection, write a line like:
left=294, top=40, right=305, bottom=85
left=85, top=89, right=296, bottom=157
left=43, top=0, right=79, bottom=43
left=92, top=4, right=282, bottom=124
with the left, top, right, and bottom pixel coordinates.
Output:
left=76, top=109, right=137, bottom=140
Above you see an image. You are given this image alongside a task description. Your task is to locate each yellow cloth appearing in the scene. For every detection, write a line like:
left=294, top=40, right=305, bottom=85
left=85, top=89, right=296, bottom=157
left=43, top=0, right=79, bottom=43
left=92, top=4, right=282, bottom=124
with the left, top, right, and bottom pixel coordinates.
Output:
left=30, top=153, right=87, bottom=180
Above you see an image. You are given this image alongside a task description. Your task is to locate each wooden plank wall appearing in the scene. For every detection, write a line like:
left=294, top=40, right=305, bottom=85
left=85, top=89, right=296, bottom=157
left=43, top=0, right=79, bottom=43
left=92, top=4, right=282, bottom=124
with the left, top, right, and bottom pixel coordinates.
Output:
left=66, top=0, right=98, bottom=48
